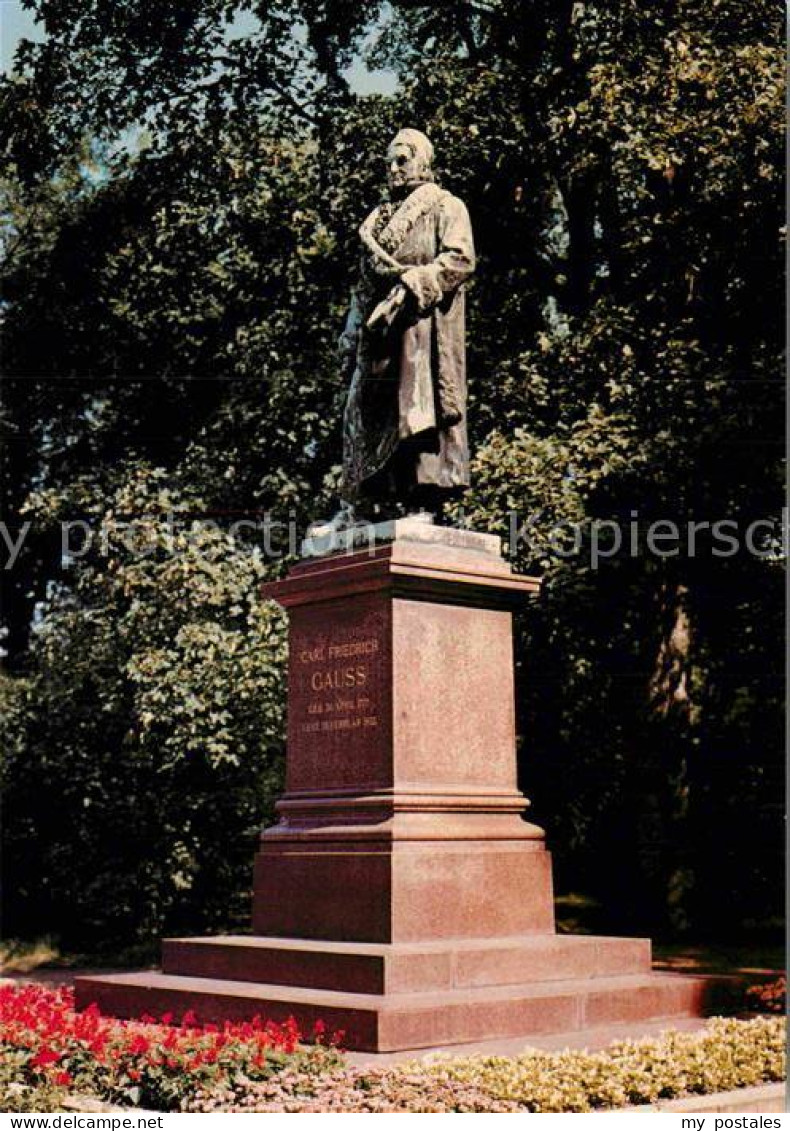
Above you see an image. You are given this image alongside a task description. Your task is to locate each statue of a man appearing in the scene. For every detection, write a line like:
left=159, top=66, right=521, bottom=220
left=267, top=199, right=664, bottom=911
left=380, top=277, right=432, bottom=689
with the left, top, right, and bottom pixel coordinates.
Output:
left=336, top=128, right=476, bottom=523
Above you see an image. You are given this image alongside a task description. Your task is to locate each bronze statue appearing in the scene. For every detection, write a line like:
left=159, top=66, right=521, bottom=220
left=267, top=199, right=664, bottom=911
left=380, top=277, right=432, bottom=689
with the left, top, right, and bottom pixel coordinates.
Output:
left=331, top=128, right=475, bottom=527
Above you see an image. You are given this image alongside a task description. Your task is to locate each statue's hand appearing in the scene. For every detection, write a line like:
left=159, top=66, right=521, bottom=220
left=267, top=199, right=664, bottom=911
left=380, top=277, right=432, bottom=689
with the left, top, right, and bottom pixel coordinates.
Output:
left=365, top=284, right=407, bottom=333
left=400, top=265, right=443, bottom=314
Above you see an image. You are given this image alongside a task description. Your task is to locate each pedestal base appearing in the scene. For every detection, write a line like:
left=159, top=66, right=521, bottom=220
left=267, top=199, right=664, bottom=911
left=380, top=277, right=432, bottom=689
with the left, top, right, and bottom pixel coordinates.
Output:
left=253, top=841, right=555, bottom=941
left=75, top=934, right=716, bottom=1053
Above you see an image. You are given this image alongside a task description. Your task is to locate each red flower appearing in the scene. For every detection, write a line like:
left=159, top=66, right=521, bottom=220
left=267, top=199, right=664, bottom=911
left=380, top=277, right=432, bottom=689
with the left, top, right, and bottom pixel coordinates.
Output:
left=32, top=1047, right=61, bottom=1068
left=53, top=1071, right=72, bottom=1087
left=0, top=983, right=342, bottom=1089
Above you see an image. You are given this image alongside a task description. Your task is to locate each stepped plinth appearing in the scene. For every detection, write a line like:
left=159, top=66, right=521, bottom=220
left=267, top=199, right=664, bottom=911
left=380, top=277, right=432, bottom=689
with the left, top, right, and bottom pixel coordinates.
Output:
left=76, top=520, right=719, bottom=1051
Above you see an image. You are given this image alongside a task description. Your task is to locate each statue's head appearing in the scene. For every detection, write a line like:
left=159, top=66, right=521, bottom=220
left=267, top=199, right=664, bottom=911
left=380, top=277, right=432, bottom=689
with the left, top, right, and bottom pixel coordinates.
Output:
left=386, top=128, right=435, bottom=196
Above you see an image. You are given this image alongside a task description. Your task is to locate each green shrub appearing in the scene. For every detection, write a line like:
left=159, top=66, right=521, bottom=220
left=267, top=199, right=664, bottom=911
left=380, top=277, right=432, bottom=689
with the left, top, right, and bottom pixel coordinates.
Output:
left=0, top=1078, right=70, bottom=1114
left=2, top=469, right=288, bottom=950
left=190, top=1017, right=785, bottom=1113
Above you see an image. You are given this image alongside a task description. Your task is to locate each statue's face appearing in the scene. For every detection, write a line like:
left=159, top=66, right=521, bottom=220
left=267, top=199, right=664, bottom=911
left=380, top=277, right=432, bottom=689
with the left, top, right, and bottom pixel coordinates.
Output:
left=386, top=142, right=424, bottom=193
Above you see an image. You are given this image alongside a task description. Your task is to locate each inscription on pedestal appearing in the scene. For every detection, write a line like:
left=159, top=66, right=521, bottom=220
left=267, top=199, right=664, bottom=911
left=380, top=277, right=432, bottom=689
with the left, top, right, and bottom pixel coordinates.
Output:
left=286, top=598, right=392, bottom=791
left=297, top=637, right=380, bottom=735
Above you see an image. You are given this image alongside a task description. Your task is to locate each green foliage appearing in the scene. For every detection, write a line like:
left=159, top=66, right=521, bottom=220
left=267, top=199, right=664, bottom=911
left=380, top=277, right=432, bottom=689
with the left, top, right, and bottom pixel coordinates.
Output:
left=3, top=468, right=287, bottom=947
left=433, top=0, right=785, bottom=932
left=0, top=1077, right=70, bottom=1114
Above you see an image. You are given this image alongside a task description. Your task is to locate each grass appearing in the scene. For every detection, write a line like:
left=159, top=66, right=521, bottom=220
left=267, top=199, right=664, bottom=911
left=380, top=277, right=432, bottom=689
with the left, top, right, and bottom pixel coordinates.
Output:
left=554, top=892, right=784, bottom=982
left=1, top=938, right=62, bottom=975
left=652, top=942, right=785, bottom=979
left=1, top=939, right=160, bottom=979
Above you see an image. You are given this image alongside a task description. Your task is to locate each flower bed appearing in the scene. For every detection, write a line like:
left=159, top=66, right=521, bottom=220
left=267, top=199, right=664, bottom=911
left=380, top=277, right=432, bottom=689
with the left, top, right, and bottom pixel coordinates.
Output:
left=1, top=984, right=785, bottom=1114
left=746, top=976, right=786, bottom=1015
left=189, top=1017, right=785, bottom=1113
left=0, top=984, right=342, bottom=1112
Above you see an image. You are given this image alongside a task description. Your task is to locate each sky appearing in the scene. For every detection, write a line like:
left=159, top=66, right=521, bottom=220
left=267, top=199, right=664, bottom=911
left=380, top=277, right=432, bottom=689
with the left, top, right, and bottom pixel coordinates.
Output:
left=0, top=0, right=396, bottom=91
left=1, top=0, right=41, bottom=71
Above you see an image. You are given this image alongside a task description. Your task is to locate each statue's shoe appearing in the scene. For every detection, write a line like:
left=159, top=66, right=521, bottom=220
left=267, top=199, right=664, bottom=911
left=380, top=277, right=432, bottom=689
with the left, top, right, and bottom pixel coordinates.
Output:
left=306, top=504, right=366, bottom=540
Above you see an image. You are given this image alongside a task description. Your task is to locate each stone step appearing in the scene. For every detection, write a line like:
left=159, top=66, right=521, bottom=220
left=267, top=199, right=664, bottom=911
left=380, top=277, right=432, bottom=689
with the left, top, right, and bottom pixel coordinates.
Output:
left=74, top=970, right=713, bottom=1053
left=161, top=933, right=651, bottom=994
left=345, top=1015, right=711, bottom=1066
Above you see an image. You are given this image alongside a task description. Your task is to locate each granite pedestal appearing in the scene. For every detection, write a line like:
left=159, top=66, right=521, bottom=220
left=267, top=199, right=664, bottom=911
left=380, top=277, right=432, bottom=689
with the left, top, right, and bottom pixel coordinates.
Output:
left=75, top=520, right=716, bottom=1051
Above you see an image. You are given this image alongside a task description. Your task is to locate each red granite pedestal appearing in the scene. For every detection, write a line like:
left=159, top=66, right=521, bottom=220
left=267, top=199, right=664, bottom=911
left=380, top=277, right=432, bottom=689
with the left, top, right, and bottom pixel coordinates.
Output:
left=75, top=522, right=715, bottom=1051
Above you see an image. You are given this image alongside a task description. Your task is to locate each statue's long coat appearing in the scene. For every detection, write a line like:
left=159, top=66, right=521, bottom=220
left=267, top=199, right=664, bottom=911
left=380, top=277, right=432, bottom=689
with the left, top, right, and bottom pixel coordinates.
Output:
left=341, top=183, right=475, bottom=497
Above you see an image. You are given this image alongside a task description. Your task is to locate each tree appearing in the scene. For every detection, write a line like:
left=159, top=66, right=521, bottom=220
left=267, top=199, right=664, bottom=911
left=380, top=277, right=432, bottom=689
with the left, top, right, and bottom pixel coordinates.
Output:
left=384, top=0, right=785, bottom=931
left=2, top=467, right=288, bottom=948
